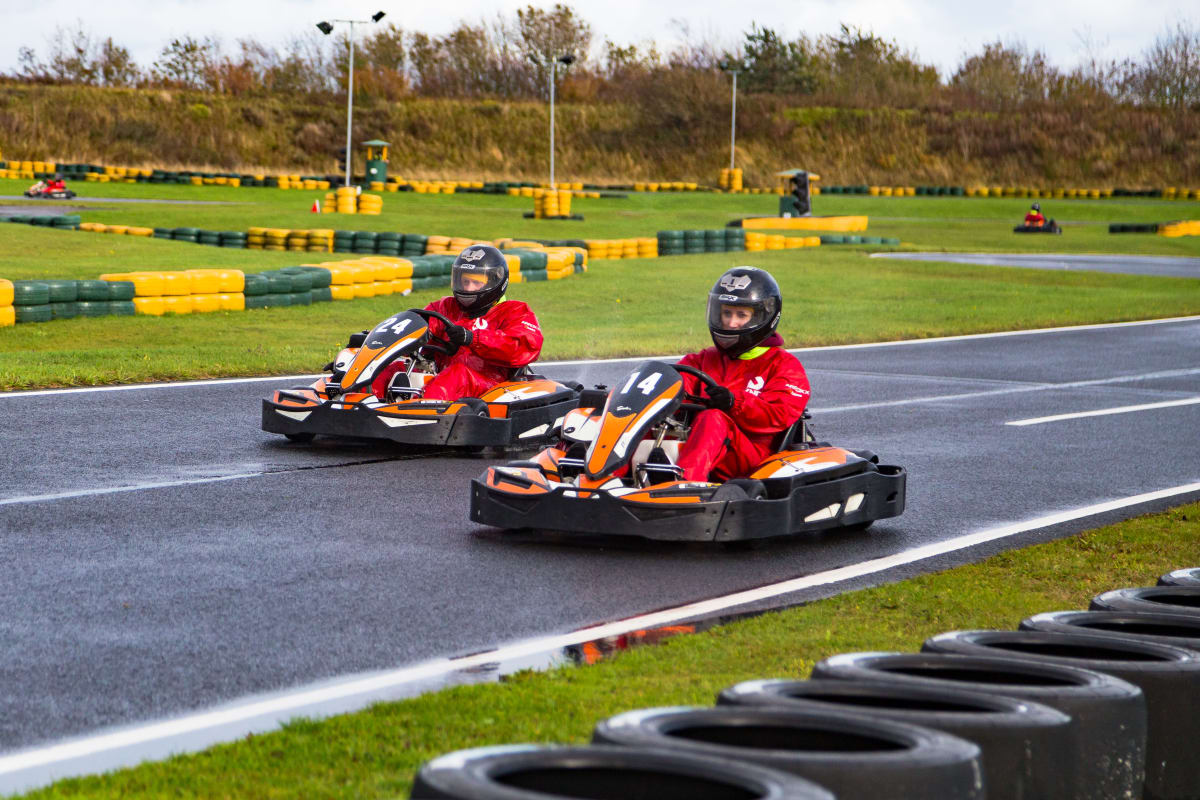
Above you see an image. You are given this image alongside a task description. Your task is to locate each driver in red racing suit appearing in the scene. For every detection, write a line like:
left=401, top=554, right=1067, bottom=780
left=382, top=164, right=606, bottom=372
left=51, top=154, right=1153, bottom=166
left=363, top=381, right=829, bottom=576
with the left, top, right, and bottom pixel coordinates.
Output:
left=675, top=267, right=810, bottom=483
left=371, top=244, right=543, bottom=401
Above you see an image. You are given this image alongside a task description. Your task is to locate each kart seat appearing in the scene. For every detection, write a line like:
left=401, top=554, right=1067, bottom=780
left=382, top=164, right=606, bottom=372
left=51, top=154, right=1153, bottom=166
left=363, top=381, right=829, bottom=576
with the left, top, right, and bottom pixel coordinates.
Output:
left=775, top=411, right=813, bottom=451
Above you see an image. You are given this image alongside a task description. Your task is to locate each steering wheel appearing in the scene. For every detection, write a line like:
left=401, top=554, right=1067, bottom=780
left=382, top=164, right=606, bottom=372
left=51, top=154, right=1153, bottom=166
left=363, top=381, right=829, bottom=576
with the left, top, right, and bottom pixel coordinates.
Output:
left=674, top=364, right=723, bottom=414
left=410, top=308, right=458, bottom=356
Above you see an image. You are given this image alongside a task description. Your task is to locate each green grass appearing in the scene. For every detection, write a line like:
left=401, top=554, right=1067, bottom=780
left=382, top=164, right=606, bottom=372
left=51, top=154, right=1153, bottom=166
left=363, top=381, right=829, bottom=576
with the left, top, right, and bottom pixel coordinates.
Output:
left=2, top=179, right=1199, bottom=390
left=16, top=503, right=1199, bottom=799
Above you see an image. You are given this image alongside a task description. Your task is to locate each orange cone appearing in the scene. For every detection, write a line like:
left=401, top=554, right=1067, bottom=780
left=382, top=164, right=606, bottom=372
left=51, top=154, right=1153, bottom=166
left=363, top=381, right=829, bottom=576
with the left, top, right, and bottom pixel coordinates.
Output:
left=311, top=199, right=321, bottom=214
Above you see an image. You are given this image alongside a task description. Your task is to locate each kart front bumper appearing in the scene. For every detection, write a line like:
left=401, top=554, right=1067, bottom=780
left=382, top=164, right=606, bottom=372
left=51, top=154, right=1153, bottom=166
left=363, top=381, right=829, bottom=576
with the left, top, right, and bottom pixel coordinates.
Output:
left=469, top=465, right=906, bottom=542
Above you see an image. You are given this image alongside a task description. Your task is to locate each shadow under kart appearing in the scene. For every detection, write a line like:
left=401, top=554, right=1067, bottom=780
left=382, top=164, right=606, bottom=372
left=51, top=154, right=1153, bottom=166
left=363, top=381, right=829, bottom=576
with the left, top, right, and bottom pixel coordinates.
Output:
left=471, top=359, right=906, bottom=543
left=262, top=308, right=580, bottom=450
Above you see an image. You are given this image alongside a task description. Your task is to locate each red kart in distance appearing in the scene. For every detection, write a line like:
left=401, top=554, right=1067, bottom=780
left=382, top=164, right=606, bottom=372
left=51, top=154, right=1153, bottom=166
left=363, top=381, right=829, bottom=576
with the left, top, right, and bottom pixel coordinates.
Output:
left=24, top=179, right=76, bottom=200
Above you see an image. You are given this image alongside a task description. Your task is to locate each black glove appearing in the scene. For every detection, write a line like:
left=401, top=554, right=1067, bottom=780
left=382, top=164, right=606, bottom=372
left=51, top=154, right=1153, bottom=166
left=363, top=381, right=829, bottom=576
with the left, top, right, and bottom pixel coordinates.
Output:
left=444, top=323, right=473, bottom=348
left=703, top=384, right=734, bottom=412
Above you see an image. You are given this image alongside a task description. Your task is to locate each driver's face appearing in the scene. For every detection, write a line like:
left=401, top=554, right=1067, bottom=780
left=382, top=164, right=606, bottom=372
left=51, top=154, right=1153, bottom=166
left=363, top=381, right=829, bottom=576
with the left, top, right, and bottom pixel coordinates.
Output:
left=721, top=304, right=755, bottom=329
left=460, top=274, right=488, bottom=292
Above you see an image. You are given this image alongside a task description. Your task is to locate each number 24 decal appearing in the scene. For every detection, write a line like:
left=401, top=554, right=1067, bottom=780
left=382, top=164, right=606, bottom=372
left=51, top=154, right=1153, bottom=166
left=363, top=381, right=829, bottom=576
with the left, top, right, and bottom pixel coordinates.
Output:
left=621, top=371, right=662, bottom=396
left=380, top=317, right=412, bottom=335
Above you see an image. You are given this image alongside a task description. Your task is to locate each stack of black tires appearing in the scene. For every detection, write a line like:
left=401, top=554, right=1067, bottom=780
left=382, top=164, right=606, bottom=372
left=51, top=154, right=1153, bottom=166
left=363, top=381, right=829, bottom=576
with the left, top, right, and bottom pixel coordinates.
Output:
left=409, top=566, right=1200, bottom=799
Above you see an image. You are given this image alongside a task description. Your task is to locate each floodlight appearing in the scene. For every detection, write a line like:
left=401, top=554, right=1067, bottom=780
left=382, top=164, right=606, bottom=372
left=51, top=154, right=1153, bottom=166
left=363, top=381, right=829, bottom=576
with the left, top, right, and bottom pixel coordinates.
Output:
left=371, top=11, right=386, bottom=22
left=558, top=54, right=575, bottom=65
left=316, top=21, right=334, bottom=35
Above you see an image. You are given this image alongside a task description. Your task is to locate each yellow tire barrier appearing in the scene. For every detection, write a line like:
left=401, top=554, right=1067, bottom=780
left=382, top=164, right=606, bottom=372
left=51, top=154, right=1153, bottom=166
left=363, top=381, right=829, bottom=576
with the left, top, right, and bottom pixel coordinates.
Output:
left=218, top=293, right=245, bottom=311
left=132, top=297, right=165, bottom=315
left=0, top=305, right=14, bottom=327
left=102, top=272, right=164, bottom=297
left=0, top=278, right=12, bottom=307
left=330, top=284, right=356, bottom=301
left=162, top=295, right=193, bottom=314
left=739, top=216, right=868, bottom=232
left=191, top=294, right=221, bottom=313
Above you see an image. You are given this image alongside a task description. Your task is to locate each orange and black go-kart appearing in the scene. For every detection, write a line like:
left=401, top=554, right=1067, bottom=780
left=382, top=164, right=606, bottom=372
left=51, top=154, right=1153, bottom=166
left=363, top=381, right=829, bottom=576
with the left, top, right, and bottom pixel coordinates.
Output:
left=262, top=308, right=581, bottom=448
left=470, top=359, right=906, bottom=542
left=23, top=183, right=76, bottom=199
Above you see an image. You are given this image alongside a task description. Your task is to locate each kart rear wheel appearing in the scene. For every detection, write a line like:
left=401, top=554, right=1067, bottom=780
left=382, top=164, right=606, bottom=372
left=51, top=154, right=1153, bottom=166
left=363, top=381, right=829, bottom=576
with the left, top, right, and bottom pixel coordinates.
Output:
left=284, top=432, right=315, bottom=443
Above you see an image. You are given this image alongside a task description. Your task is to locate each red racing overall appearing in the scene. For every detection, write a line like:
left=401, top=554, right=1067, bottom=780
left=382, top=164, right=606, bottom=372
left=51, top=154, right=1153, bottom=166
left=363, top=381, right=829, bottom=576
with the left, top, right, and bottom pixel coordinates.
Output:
left=1024, top=210, right=1045, bottom=227
left=371, top=296, right=543, bottom=400
left=675, top=335, right=810, bottom=482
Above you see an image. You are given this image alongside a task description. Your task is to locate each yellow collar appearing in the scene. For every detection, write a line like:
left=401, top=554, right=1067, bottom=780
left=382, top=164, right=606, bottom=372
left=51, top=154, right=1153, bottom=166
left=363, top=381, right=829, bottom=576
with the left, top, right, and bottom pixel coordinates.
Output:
left=738, top=346, right=769, bottom=360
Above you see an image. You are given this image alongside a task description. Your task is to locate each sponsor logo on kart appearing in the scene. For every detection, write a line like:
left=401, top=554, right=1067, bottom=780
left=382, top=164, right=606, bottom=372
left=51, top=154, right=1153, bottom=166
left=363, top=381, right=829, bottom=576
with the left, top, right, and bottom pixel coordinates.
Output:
left=745, top=376, right=765, bottom=396
left=615, top=405, right=632, bottom=413
left=719, top=275, right=752, bottom=291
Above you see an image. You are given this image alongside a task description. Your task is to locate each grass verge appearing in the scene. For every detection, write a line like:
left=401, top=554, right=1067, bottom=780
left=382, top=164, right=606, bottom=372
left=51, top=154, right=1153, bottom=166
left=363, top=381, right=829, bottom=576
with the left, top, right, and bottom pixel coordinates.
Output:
left=2, top=183, right=1199, bottom=389
left=17, top=502, right=1200, bottom=799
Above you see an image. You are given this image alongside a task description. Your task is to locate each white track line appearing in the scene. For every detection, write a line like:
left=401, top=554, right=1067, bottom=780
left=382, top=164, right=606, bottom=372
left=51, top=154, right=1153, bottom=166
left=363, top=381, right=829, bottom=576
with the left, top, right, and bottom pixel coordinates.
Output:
left=1007, top=397, right=1200, bottom=426
left=3, top=316, right=1197, bottom=398
left=3, top=480, right=1198, bottom=776
left=821, top=367, right=1200, bottom=413
left=0, top=473, right=265, bottom=507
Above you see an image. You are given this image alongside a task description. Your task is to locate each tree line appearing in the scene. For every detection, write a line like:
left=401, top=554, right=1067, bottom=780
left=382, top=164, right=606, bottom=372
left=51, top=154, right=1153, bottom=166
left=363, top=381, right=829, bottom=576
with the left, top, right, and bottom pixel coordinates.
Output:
left=9, top=4, right=1200, bottom=112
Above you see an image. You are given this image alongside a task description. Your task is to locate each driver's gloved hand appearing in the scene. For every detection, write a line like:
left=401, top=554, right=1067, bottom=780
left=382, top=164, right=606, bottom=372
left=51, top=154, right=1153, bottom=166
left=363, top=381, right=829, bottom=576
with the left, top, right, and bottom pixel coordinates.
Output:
left=703, top=384, right=735, bottom=412
left=444, top=323, right=473, bottom=347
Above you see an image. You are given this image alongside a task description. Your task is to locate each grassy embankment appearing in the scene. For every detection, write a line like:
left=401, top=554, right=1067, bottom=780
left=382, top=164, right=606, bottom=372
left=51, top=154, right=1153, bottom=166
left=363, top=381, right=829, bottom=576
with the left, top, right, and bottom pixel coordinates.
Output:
left=13, top=503, right=1199, bottom=798
left=2, top=82, right=1199, bottom=186
left=1, top=179, right=1199, bottom=390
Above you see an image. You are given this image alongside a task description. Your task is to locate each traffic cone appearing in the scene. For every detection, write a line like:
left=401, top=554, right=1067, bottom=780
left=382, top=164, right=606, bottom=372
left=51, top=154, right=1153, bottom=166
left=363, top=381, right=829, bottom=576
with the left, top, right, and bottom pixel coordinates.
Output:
left=311, top=199, right=320, bottom=214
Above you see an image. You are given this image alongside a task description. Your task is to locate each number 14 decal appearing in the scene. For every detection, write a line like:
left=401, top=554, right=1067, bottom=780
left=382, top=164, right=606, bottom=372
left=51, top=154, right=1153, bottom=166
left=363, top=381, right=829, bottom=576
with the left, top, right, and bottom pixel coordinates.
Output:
left=621, top=371, right=662, bottom=396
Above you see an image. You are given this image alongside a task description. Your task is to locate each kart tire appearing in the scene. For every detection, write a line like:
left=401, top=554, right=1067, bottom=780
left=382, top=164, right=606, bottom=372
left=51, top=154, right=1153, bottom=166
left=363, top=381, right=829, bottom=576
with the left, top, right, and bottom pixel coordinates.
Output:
left=1020, top=609, right=1200, bottom=655
left=716, top=678, right=1073, bottom=800
left=921, top=629, right=1200, bottom=800
left=1092, top=586, right=1200, bottom=617
left=1159, top=568, right=1200, bottom=587
left=409, top=743, right=835, bottom=800
left=713, top=478, right=767, bottom=502
left=455, top=397, right=489, bottom=415
left=811, top=651, right=1147, bottom=800
left=592, top=705, right=983, bottom=800
left=284, top=433, right=315, bottom=443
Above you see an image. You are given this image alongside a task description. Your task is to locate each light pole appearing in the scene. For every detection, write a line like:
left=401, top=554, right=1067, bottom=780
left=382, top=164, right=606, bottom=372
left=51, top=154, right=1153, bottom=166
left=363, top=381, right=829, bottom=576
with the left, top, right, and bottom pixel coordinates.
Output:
left=530, top=52, right=575, bottom=187
left=718, top=60, right=747, bottom=172
left=317, top=11, right=386, bottom=188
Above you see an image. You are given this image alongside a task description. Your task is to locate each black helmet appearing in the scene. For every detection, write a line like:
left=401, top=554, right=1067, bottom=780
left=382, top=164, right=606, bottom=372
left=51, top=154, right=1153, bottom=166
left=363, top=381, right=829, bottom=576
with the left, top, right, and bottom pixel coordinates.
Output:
left=1031, top=202, right=1041, bottom=212
left=707, top=266, right=782, bottom=356
left=451, top=244, right=509, bottom=317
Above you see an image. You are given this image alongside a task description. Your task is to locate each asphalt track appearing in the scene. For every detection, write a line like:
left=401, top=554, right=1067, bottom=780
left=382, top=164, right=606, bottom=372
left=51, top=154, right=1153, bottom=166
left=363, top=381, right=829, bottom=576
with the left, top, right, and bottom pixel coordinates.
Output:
left=2, top=317, right=1199, bottom=788
left=873, top=251, right=1200, bottom=278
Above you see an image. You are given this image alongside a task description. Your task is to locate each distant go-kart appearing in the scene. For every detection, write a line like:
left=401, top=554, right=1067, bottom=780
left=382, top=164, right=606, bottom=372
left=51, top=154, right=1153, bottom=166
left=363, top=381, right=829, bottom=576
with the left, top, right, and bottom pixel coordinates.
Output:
left=23, top=183, right=76, bottom=200
left=262, top=308, right=581, bottom=448
left=470, top=359, right=906, bottom=542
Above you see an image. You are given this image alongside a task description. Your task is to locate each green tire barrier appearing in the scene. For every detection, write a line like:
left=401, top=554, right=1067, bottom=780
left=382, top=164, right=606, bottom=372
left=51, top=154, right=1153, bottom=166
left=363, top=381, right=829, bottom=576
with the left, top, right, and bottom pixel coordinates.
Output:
left=288, top=291, right=312, bottom=306
left=12, top=281, right=50, bottom=305
left=77, top=280, right=110, bottom=301
left=109, top=301, right=136, bottom=316
left=243, top=274, right=269, bottom=296
left=44, top=280, right=78, bottom=302
left=76, top=301, right=109, bottom=317
left=311, top=287, right=333, bottom=303
left=15, top=304, right=53, bottom=323
left=107, top=281, right=136, bottom=301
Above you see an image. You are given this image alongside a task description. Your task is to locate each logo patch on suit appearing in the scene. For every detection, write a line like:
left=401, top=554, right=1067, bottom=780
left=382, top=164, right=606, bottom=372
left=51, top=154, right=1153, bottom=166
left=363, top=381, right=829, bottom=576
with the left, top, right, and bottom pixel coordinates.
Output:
left=745, top=376, right=765, bottom=395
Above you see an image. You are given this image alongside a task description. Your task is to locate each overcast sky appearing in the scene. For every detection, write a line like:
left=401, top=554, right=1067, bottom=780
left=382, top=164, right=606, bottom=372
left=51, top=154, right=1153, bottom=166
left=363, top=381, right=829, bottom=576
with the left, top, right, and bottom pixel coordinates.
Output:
left=2, top=0, right=1194, bottom=78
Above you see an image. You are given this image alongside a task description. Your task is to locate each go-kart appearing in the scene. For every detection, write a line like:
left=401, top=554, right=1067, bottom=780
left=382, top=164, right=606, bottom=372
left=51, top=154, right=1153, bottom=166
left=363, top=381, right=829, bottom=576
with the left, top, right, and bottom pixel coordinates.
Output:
left=23, top=183, right=76, bottom=200
left=469, top=359, right=906, bottom=542
left=1013, top=221, right=1061, bottom=234
left=262, top=308, right=581, bottom=448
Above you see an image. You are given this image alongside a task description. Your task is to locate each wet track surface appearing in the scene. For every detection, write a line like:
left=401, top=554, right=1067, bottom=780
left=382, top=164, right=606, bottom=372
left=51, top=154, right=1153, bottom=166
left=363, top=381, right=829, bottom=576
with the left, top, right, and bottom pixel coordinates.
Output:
left=1, top=318, right=1199, bottom=767
left=873, top=251, right=1200, bottom=278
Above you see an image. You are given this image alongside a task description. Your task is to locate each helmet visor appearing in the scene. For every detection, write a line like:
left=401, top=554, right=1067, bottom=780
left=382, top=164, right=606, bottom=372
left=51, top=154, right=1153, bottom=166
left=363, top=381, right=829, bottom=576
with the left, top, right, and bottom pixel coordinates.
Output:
left=707, top=293, right=775, bottom=336
left=452, top=262, right=504, bottom=307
